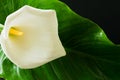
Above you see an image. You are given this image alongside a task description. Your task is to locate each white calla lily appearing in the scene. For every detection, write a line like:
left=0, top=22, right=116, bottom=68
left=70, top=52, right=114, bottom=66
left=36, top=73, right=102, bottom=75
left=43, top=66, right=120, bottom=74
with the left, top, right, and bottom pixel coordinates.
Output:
left=0, top=5, right=66, bottom=69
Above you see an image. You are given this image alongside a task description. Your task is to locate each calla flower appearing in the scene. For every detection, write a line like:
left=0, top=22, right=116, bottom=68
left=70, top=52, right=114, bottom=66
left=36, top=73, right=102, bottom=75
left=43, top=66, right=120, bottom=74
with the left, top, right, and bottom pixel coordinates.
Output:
left=0, top=5, right=66, bottom=69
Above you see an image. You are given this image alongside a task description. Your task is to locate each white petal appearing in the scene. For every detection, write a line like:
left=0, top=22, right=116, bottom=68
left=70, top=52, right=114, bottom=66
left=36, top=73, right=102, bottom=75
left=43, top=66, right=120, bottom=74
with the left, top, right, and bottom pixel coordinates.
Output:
left=0, top=5, right=66, bottom=69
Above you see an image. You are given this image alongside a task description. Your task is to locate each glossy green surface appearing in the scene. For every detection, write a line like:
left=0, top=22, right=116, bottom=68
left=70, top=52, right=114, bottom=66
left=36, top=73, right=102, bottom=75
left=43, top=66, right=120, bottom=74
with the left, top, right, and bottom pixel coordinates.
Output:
left=0, top=0, right=120, bottom=80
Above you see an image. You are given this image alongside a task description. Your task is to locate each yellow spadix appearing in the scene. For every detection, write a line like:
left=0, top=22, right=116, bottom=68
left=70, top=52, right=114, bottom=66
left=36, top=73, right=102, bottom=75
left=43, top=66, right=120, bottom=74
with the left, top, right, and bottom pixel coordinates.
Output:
left=9, top=27, right=23, bottom=36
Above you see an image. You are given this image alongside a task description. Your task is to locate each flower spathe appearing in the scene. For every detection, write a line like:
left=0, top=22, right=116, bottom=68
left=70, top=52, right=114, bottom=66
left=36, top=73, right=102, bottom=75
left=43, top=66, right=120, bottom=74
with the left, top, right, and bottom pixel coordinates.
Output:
left=0, top=5, right=66, bottom=69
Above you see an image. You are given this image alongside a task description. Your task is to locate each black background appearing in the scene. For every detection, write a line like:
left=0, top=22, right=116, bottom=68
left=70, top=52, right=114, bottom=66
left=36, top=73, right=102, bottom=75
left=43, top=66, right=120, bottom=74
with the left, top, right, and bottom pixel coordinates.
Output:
left=61, top=0, right=120, bottom=44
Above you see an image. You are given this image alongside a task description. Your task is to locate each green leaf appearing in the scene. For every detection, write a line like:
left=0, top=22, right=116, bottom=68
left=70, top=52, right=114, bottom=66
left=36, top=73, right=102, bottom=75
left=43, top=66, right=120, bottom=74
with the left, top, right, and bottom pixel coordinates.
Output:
left=0, top=0, right=120, bottom=80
